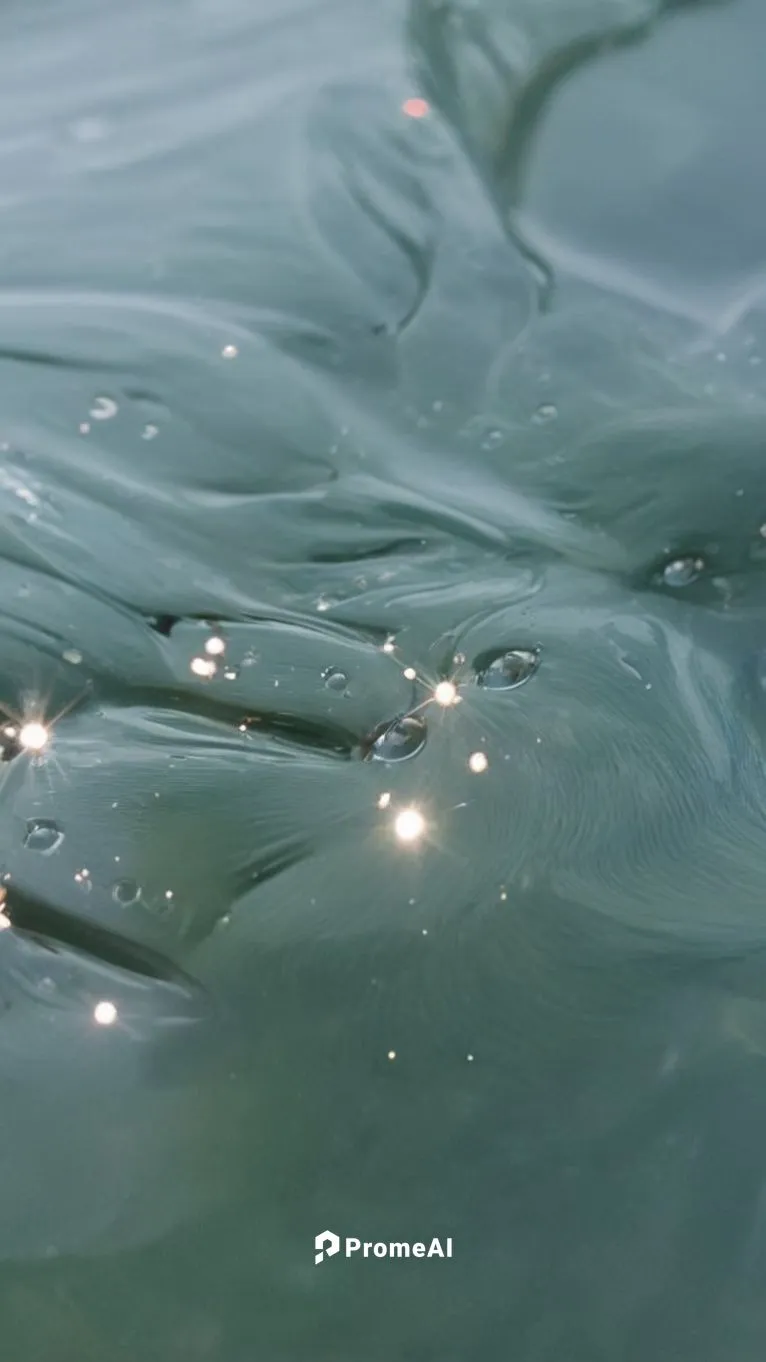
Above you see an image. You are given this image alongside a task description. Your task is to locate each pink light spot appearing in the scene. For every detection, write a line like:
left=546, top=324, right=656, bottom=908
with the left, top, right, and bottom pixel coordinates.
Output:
left=402, top=97, right=430, bottom=119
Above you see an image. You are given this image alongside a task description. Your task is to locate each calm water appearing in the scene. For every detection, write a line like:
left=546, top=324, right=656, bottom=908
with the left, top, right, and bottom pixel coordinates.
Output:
left=2, top=0, right=766, bottom=1357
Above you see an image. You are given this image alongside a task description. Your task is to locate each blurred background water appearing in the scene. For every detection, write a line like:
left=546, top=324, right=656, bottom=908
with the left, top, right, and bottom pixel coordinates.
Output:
left=3, top=0, right=766, bottom=1357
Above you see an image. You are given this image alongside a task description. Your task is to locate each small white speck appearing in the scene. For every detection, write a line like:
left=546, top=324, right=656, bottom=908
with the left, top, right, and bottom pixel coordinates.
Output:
left=377, top=792, right=391, bottom=809
left=468, top=751, right=488, bottom=773
left=403, top=666, right=417, bottom=681
left=204, top=635, right=226, bottom=656
left=466, top=1054, right=474, bottom=1062
left=222, top=344, right=239, bottom=359
left=387, top=1050, right=397, bottom=1061
left=63, top=648, right=83, bottom=665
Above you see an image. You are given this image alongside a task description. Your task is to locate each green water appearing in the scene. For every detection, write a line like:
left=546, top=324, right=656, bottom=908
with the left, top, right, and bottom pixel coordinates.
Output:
left=2, top=0, right=766, bottom=1357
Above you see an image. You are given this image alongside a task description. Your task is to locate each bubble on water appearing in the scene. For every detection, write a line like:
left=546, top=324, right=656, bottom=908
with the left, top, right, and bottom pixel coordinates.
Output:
left=322, top=668, right=348, bottom=693
left=364, top=713, right=427, bottom=763
left=23, top=819, right=64, bottom=854
left=662, top=556, right=704, bottom=588
left=315, top=595, right=336, bottom=613
left=221, top=344, right=238, bottom=359
left=141, top=423, right=159, bottom=440
left=62, top=648, right=83, bottom=665
left=241, top=650, right=258, bottom=668
left=532, top=403, right=558, bottom=424
left=223, top=666, right=239, bottom=681
left=112, top=878, right=141, bottom=906
left=474, top=649, right=540, bottom=690
left=74, top=868, right=92, bottom=892
left=89, top=396, right=118, bottom=421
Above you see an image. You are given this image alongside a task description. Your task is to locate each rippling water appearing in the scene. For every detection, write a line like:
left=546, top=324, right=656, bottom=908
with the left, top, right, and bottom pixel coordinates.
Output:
left=3, top=0, right=766, bottom=1356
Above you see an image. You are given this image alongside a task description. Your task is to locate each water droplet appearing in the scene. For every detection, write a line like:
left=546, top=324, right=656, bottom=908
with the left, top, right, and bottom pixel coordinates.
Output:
left=62, top=648, right=82, bottom=665
left=364, top=713, right=427, bottom=762
left=532, top=403, right=558, bottom=424
left=74, top=868, right=92, bottom=892
left=323, top=667, right=348, bottom=693
left=141, top=423, right=159, bottom=440
left=112, top=878, right=141, bottom=906
left=223, top=666, right=239, bottom=681
left=89, top=396, right=118, bottom=421
left=474, top=649, right=539, bottom=690
left=662, top=556, right=704, bottom=588
left=23, top=819, right=64, bottom=854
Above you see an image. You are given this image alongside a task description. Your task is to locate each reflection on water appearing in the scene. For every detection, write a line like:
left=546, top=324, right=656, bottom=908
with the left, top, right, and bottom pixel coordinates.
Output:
left=2, top=0, right=766, bottom=1356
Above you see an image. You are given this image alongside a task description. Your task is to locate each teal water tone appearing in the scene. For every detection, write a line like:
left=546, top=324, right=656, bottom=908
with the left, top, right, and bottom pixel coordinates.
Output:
left=3, top=0, right=766, bottom=1357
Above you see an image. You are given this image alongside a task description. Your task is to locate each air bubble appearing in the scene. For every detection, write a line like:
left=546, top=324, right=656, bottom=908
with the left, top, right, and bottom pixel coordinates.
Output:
left=112, top=878, right=141, bottom=906
left=23, top=819, right=64, bottom=854
left=662, top=556, right=704, bottom=588
left=322, top=668, right=348, bottom=693
left=474, top=649, right=539, bottom=690
left=364, top=713, right=427, bottom=762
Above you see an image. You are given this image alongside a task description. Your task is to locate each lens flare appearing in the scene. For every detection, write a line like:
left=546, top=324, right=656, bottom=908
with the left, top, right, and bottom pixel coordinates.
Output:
left=19, top=722, right=50, bottom=753
left=394, top=808, right=426, bottom=843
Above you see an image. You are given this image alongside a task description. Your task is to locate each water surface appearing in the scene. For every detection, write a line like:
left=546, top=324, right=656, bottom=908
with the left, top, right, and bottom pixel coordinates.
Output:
left=2, top=0, right=766, bottom=1357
